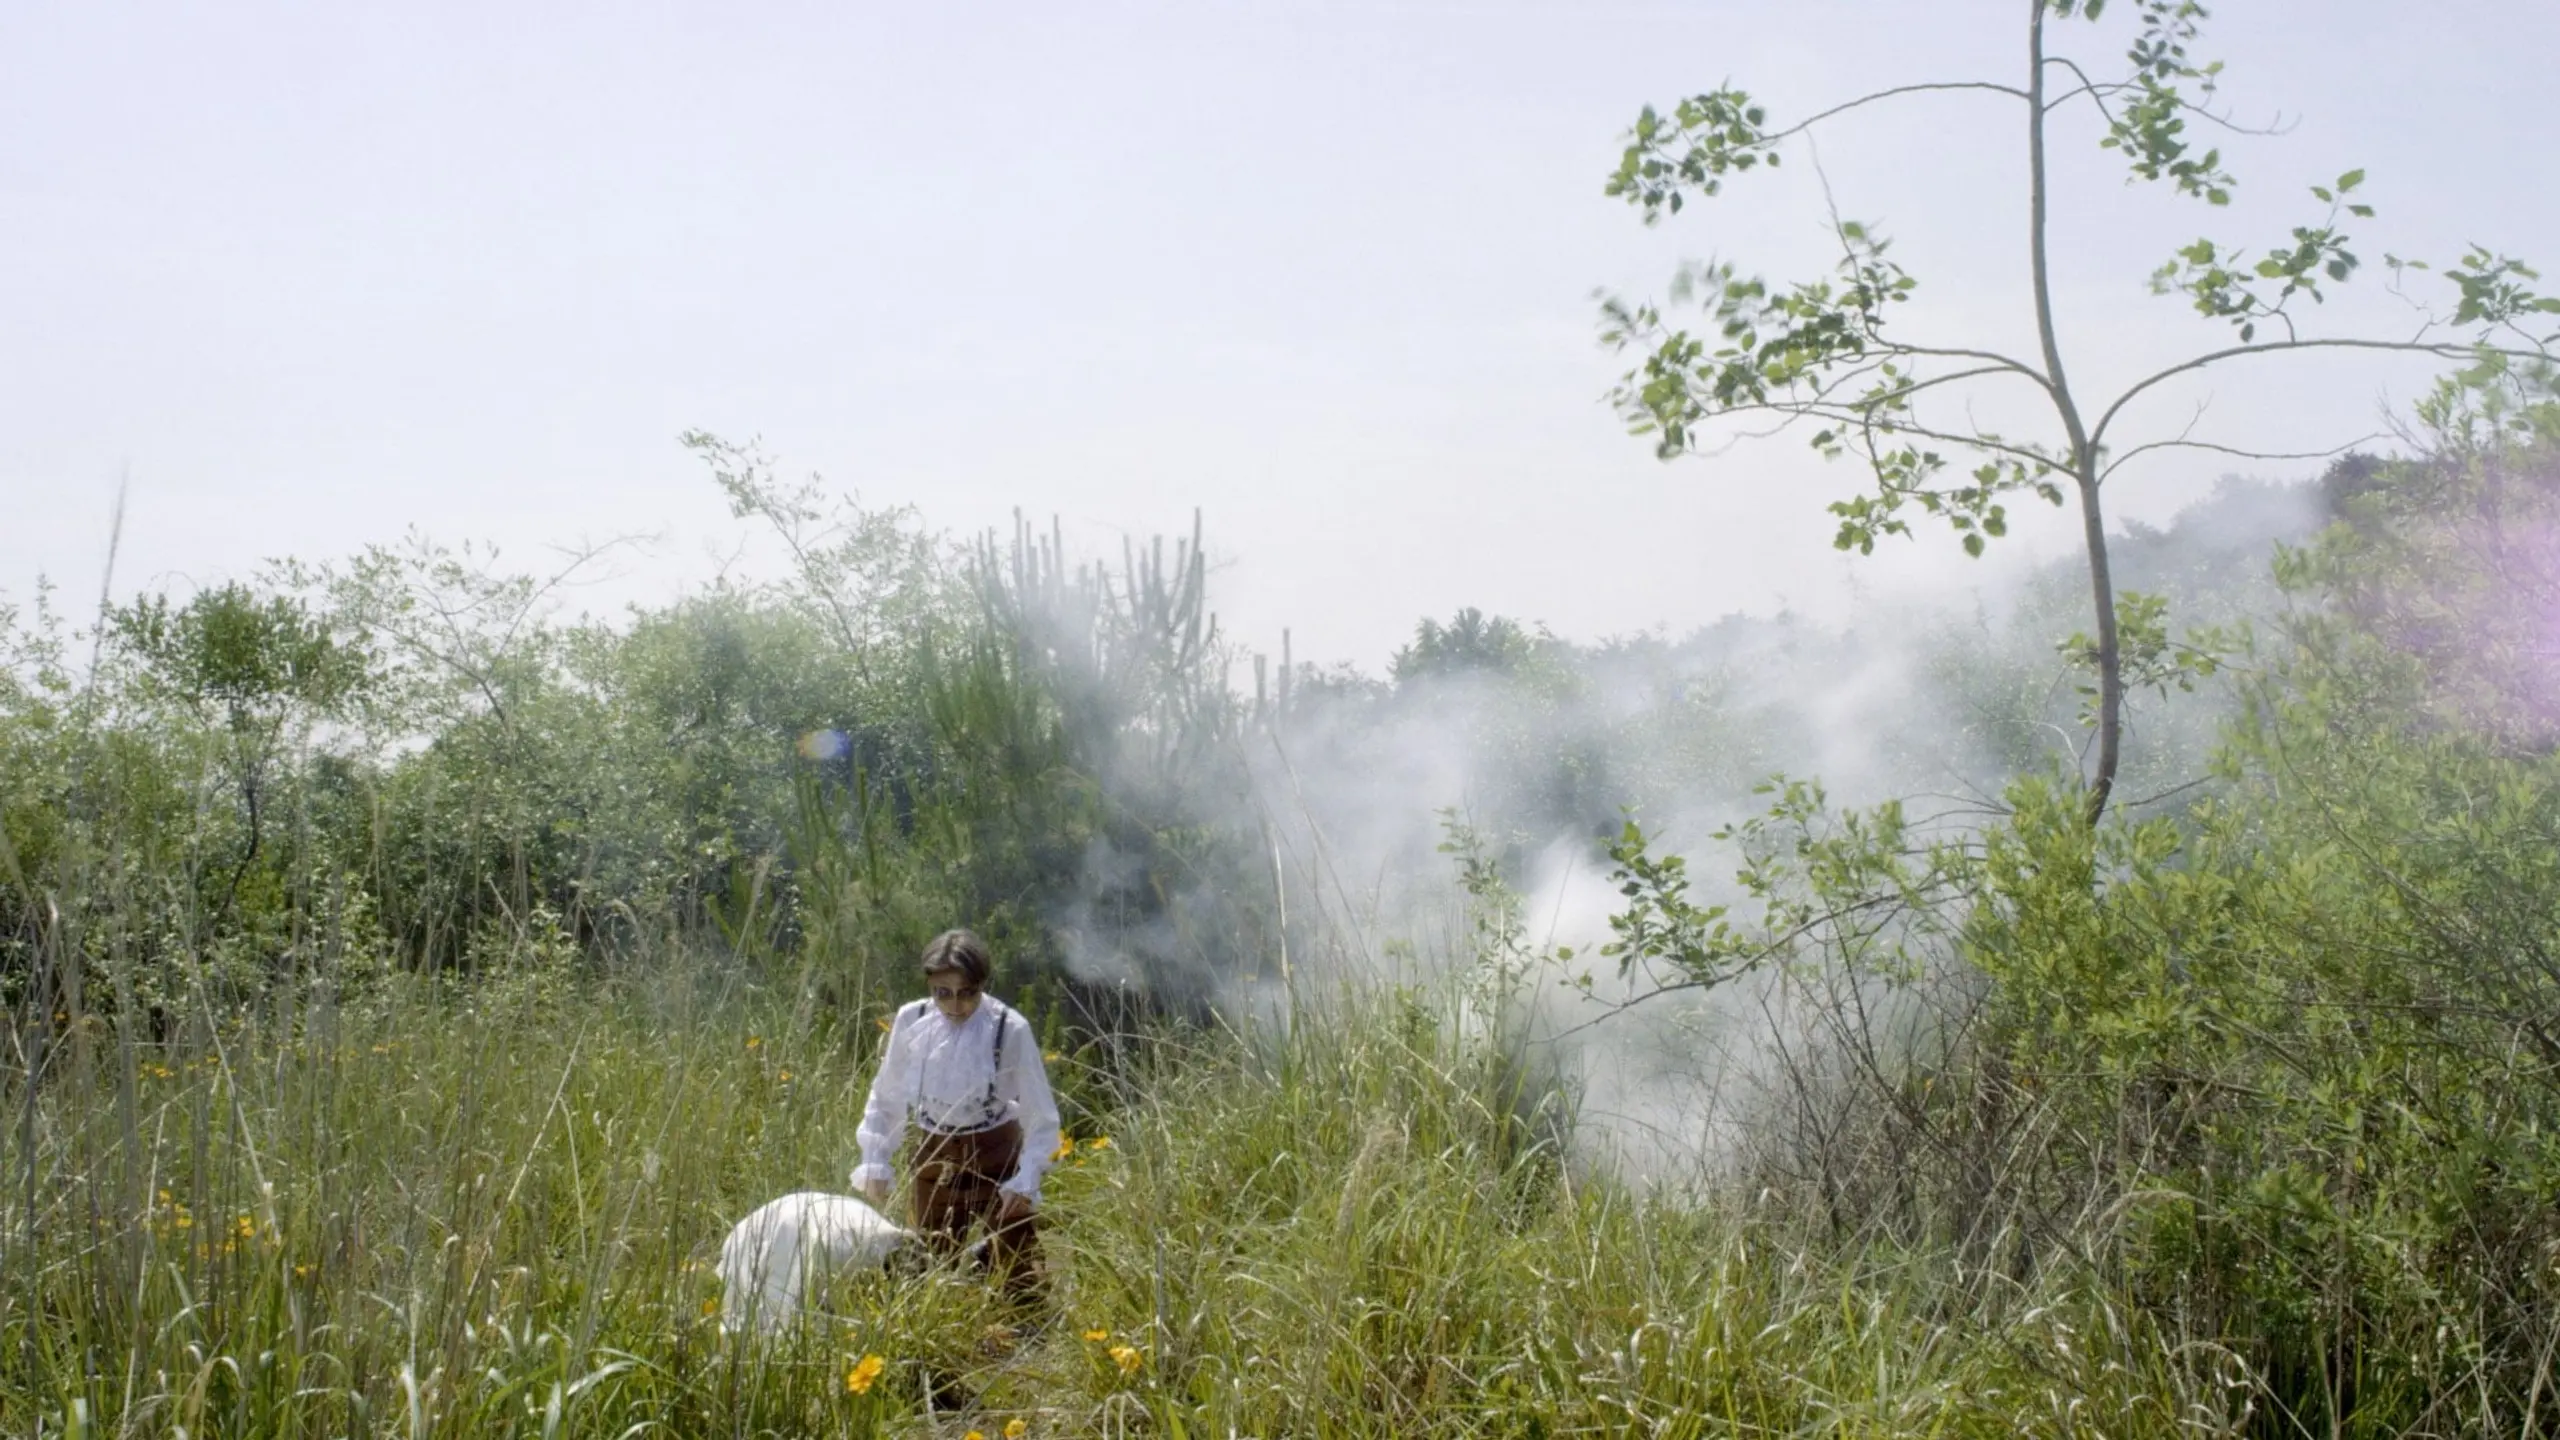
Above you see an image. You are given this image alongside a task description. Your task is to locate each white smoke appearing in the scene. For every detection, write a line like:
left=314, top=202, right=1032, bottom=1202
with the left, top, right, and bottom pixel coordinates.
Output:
left=1208, top=476, right=2329, bottom=1182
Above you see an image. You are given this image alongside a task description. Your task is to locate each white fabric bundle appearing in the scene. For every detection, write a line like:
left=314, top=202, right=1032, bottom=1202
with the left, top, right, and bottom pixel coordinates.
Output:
left=715, top=1191, right=913, bottom=1333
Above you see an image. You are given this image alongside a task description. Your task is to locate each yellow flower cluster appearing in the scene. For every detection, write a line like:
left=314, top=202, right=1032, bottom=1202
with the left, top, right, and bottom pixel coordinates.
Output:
left=1053, top=1133, right=1116, bottom=1164
left=147, top=1193, right=275, bottom=1260
left=1079, top=1326, right=1144, bottom=1377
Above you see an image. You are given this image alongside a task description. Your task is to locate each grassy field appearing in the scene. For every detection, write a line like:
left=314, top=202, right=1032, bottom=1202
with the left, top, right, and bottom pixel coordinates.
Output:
left=1, top=949, right=2257, bottom=1440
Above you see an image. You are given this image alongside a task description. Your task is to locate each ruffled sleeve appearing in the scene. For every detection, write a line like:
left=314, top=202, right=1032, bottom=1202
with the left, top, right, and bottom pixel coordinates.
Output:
left=851, top=1003, right=918, bottom=1190
left=996, top=1005, right=1063, bottom=1200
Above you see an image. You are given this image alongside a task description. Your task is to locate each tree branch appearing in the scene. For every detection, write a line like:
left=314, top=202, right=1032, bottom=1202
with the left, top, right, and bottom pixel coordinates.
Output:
left=2038, top=57, right=2127, bottom=124
left=2099, top=431, right=2387, bottom=483
left=2039, top=54, right=2291, bottom=138
left=2091, top=338, right=2556, bottom=453
left=1669, top=388, right=2069, bottom=475
left=1761, top=81, right=2031, bottom=148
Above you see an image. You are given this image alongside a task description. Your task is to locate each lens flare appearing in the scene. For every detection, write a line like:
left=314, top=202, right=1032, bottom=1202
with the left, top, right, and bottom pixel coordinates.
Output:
left=796, top=728, right=851, bottom=761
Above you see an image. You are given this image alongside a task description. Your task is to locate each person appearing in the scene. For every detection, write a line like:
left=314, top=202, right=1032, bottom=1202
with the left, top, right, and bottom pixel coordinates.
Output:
left=852, top=928, right=1061, bottom=1303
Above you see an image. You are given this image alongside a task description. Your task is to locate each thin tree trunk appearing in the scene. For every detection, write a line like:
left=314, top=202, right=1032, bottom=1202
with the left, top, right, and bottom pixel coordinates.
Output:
left=2074, top=471, right=2123, bottom=821
left=2025, top=0, right=2121, bottom=822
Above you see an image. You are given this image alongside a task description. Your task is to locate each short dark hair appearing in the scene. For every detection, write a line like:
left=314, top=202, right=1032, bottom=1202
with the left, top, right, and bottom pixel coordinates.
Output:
left=919, top=929, right=992, bottom=987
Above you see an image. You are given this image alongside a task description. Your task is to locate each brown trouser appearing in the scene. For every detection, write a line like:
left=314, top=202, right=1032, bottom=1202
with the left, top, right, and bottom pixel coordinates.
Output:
left=911, top=1119, right=1044, bottom=1304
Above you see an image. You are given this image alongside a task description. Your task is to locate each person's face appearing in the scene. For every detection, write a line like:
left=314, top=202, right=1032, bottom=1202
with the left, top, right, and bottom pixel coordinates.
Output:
left=926, top=968, right=982, bottom=1022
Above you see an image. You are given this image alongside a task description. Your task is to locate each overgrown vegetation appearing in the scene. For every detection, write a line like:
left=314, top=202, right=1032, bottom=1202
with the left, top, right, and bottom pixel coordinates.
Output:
left=1569, top=397, right=2560, bottom=1434
left=9, top=410, right=2560, bottom=1434
left=8, top=11, right=2560, bottom=1420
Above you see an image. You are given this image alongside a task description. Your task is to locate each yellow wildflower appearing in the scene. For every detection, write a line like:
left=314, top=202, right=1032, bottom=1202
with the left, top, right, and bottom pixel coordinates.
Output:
left=235, top=1215, right=257, bottom=1239
left=746, top=1035, right=762, bottom=1050
left=1053, top=1133, right=1076, bottom=1162
left=966, top=1432, right=985, bottom=1440
left=294, top=1264, right=314, bottom=1280
left=1006, top=1421, right=1029, bottom=1440
left=778, top=1069, right=794, bottom=1082
left=1043, top=1050, right=1061, bottom=1062
left=1081, top=1327, right=1109, bottom=1343
left=700, top=1298, right=719, bottom=1317
left=874, top=1016, right=891, bottom=1032
left=845, top=1353, right=884, bottom=1395
left=1109, top=1344, right=1143, bottom=1377
left=1086, top=1136, right=1112, bottom=1152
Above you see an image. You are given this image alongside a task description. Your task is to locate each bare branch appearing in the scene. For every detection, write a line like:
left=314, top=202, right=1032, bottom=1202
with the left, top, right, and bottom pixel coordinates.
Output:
left=498, top=536, right=643, bottom=655
left=2091, top=338, right=2555, bottom=452
left=2039, top=57, right=2127, bottom=125
left=2099, top=431, right=2387, bottom=483
left=1892, top=346, right=2057, bottom=394
left=1761, top=81, right=2031, bottom=148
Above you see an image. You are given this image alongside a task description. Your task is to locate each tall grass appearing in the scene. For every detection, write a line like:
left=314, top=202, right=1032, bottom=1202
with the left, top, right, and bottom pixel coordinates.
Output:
left=4, top=941, right=2254, bottom=1439
left=13, top=442, right=2560, bottom=1436
left=4, top=935, right=1042, bottom=1437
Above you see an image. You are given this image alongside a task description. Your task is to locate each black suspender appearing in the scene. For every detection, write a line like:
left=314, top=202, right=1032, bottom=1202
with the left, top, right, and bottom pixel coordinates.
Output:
left=983, top=1003, right=1007, bottom=1125
left=908, top=999, right=1011, bottom=1134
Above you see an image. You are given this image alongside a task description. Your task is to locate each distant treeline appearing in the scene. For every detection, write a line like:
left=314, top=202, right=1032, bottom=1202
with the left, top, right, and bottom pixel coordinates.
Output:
left=0, top=435, right=2319, bottom=1027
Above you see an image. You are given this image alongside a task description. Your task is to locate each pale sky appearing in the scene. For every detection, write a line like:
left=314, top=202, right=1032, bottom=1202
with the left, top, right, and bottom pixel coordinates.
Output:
left=6, top=1, right=2554, bottom=670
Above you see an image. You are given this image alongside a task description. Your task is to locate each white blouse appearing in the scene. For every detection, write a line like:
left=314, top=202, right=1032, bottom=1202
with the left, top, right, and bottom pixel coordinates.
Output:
left=851, top=996, right=1062, bottom=1201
